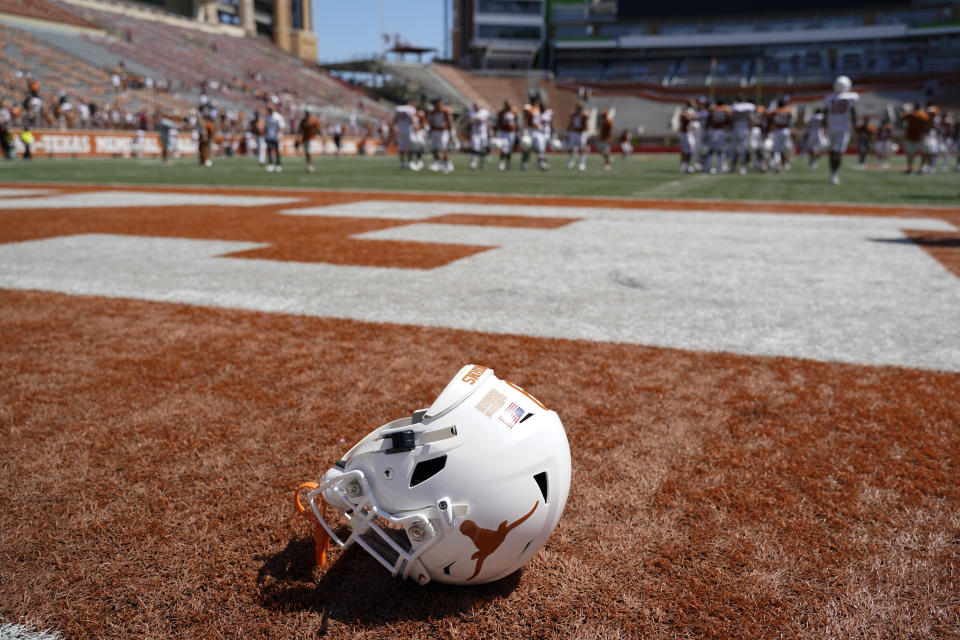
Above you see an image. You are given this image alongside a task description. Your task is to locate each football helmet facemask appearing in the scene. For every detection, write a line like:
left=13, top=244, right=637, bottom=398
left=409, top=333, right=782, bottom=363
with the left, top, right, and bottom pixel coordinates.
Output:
left=298, top=365, right=571, bottom=585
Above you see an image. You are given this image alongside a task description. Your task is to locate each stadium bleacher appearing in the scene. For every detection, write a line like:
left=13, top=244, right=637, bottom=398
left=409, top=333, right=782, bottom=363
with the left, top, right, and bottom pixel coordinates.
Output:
left=1, top=0, right=391, bottom=135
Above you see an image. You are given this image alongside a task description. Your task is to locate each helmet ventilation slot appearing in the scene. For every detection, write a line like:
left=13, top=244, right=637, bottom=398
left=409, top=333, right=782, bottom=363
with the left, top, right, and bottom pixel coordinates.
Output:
left=410, top=455, right=447, bottom=487
left=533, top=472, right=548, bottom=502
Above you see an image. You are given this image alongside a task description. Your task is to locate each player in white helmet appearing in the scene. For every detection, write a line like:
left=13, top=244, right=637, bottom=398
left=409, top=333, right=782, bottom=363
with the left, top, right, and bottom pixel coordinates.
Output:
left=467, top=103, right=491, bottom=170
left=824, top=75, right=858, bottom=185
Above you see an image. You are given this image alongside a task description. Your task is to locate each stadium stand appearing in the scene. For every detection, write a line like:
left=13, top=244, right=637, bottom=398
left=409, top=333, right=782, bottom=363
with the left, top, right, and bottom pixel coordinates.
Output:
left=1, top=0, right=391, bottom=136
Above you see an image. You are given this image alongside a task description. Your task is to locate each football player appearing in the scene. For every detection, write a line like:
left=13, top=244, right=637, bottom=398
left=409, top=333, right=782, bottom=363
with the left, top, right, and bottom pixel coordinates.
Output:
left=900, top=103, right=930, bottom=175
left=769, top=97, right=794, bottom=173
left=598, top=108, right=614, bottom=170
left=566, top=101, right=589, bottom=170
left=467, top=103, right=490, bottom=170
left=678, top=101, right=698, bottom=173
left=855, top=116, right=876, bottom=169
left=496, top=100, right=518, bottom=170
left=730, top=95, right=756, bottom=174
left=521, top=98, right=548, bottom=170
left=393, top=100, right=417, bottom=170
left=875, top=118, right=894, bottom=169
left=805, top=108, right=827, bottom=171
left=427, top=97, right=455, bottom=173
left=824, top=76, right=858, bottom=184
left=299, top=108, right=321, bottom=172
left=704, top=100, right=732, bottom=174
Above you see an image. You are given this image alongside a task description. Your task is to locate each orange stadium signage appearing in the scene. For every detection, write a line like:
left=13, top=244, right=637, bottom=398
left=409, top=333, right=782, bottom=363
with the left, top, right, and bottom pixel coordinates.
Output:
left=9, top=129, right=377, bottom=158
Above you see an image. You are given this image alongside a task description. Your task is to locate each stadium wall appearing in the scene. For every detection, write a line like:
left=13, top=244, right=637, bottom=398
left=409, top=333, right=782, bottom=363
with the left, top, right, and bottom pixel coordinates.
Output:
left=6, top=129, right=378, bottom=158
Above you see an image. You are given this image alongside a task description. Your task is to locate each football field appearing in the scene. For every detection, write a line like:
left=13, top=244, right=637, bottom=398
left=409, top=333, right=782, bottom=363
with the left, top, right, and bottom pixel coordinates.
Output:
left=1, top=157, right=958, bottom=639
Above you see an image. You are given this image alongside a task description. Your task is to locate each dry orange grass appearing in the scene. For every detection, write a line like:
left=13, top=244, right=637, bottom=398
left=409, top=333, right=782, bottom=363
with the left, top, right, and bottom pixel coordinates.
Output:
left=1, top=288, right=958, bottom=639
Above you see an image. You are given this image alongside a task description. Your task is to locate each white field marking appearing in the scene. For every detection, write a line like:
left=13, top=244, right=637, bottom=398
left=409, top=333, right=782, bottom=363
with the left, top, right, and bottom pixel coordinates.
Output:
left=0, top=200, right=958, bottom=371
left=0, top=190, right=302, bottom=209
left=634, top=172, right=710, bottom=198
left=0, top=188, right=56, bottom=198
left=0, top=621, right=63, bottom=640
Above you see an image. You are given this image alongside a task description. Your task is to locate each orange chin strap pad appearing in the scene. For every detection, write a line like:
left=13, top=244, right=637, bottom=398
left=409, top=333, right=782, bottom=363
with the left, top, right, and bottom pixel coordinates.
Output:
left=295, top=481, right=330, bottom=568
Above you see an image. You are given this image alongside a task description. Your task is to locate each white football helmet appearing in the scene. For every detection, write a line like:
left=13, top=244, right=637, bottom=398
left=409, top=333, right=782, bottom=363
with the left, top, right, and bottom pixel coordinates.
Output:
left=833, top=75, right=852, bottom=94
left=519, top=132, right=533, bottom=151
left=301, top=365, right=571, bottom=585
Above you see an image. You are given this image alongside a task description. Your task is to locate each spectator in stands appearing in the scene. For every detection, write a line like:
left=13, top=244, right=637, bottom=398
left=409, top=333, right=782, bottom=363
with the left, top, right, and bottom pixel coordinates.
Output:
left=20, top=126, right=34, bottom=159
left=299, top=108, right=321, bottom=172
left=264, top=104, right=284, bottom=172
left=901, top=102, right=930, bottom=175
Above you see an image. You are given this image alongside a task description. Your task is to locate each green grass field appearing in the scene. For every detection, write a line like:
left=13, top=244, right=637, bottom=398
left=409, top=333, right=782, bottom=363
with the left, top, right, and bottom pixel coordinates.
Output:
left=1, top=153, right=957, bottom=205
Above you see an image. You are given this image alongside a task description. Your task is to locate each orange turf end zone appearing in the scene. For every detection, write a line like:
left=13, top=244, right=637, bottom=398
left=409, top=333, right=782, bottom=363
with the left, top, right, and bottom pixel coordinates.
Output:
left=1, top=184, right=958, bottom=639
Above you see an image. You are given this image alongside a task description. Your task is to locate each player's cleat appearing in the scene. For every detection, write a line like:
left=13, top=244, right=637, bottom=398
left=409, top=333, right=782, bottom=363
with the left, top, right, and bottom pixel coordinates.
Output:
left=266, top=165, right=275, bottom=172
left=578, top=163, right=586, bottom=171
left=829, top=173, right=840, bottom=185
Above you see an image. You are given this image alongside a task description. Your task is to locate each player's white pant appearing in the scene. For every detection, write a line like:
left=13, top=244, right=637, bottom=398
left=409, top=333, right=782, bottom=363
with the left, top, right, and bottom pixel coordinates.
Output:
left=531, top=130, right=547, bottom=154
left=829, top=130, right=851, bottom=154
left=566, top=131, right=588, bottom=152
left=680, top=131, right=697, bottom=156
left=470, top=132, right=489, bottom=153
left=772, top=129, right=793, bottom=155
left=396, top=130, right=413, bottom=154
left=431, top=129, right=450, bottom=153
left=257, top=135, right=266, bottom=164
left=499, top=131, right=517, bottom=154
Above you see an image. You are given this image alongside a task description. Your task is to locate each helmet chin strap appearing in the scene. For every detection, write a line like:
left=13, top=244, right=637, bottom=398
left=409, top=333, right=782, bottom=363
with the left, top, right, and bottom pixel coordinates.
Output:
left=295, top=481, right=330, bottom=568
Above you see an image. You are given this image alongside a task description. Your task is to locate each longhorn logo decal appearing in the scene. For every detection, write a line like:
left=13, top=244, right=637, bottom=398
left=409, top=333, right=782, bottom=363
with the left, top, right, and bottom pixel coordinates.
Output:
left=459, top=502, right=539, bottom=580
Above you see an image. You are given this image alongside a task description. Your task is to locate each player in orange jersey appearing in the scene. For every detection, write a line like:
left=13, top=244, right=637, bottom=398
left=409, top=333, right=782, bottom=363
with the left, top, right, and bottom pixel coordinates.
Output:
left=496, top=100, right=518, bottom=171
left=901, top=103, right=930, bottom=175
left=299, top=108, right=321, bottom=172
left=598, top=108, right=614, bottom=170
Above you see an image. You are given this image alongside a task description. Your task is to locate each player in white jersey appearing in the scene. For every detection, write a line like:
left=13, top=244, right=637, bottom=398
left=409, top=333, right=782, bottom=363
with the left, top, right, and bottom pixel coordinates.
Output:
left=427, top=97, right=455, bottom=173
left=805, top=108, right=828, bottom=170
left=678, top=101, right=698, bottom=173
left=521, top=99, right=549, bottom=170
left=730, top=95, right=756, bottom=174
left=565, top=102, right=589, bottom=170
left=467, top=104, right=491, bottom=169
left=824, top=75, right=858, bottom=185
left=496, top=101, right=519, bottom=170
left=393, top=101, right=417, bottom=169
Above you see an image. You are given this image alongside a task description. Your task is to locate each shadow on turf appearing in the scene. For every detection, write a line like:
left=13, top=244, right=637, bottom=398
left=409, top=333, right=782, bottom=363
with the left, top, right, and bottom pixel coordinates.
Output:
left=255, top=536, right=520, bottom=626
left=869, top=236, right=960, bottom=248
